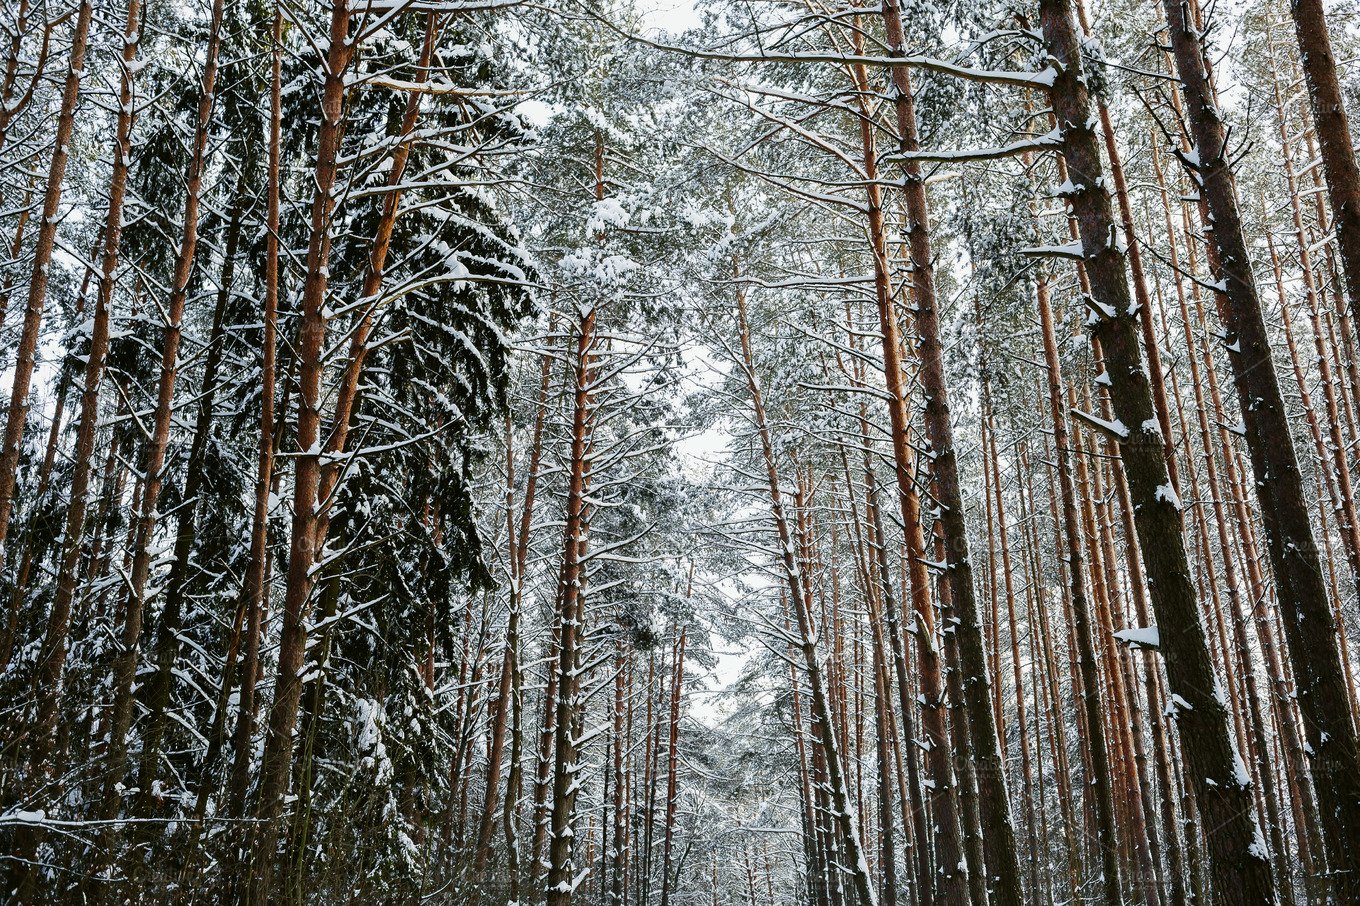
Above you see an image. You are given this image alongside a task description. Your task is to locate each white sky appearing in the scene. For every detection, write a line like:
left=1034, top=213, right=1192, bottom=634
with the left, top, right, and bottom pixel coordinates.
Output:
left=636, top=0, right=702, bottom=36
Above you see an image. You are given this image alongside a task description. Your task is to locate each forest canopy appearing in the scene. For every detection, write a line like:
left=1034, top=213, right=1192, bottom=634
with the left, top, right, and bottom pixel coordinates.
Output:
left=0, top=0, right=1359, bottom=903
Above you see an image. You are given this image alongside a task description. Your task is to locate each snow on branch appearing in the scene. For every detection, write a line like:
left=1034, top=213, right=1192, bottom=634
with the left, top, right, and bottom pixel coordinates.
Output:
left=883, top=128, right=1063, bottom=165
left=616, top=27, right=1057, bottom=88
left=351, top=0, right=523, bottom=13
left=1070, top=408, right=1130, bottom=440
left=357, top=75, right=532, bottom=97
left=1113, top=626, right=1161, bottom=650
left=1019, top=241, right=1084, bottom=260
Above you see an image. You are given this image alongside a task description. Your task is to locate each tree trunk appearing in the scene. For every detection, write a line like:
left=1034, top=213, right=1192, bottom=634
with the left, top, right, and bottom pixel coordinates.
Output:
left=99, top=0, right=227, bottom=829
left=224, top=6, right=284, bottom=829
left=543, top=298, right=596, bottom=906
left=0, top=0, right=93, bottom=553
left=733, top=265, right=878, bottom=906
left=1287, top=0, right=1360, bottom=320
left=1036, top=0, right=1276, bottom=899
left=7, top=5, right=126, bottom=895
left=477, top=335, right=555, bottom=870
left=0, top=0, right=54, bottom=212
left=1161, top=2, right=1360, bottom=895
left=1033, top=269, right=1123, bottom=906
left=134, top=160, right=252, bottom=817
left=658, top=623, right=686, bottom=906
left=609, top=638, right=628, bottom=906
left=847, top=46, right=968, bottom=906
left=248, top=4, right=354, bottom=897
left=839, top=309, right=938, bottom=906
left=867, top=562, right=900, bottom=906
left=875, top=5, right=1024, bottom=899
left=980, top=402, right=1042, bottom=902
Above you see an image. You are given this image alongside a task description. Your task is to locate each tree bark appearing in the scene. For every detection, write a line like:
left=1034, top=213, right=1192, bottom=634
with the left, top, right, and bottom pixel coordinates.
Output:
left=979, top=402, right=1043, bottom=902
left=1034, top=270, right=1123, bottom=906
left=99, top=0, right=227, bottom=828
left=846, top=45, right=968, bottom=905
left=1161, top=1, right=1360, bottom=894
left=477, top=334, right=554, bottom=870
left=248, top=4, right=354, bottom=897
left=658, top=623, right=687, bottom=906
left=0, top=0, right=93, bottom=553
left=875, top=5, right=1024, bottom=899
left=1036, top=0, right=1276, bottom=899
left=733, top=264, right=878, bottom=906
left=1287, top=0, right=1360, bottom=320
left=543, top=298, right=596, bottom=906
left=225, top=6, right=284, bottom=829
left=7, top=6, right=126, bottom=895
left=134, top=161, right=252, bottom=817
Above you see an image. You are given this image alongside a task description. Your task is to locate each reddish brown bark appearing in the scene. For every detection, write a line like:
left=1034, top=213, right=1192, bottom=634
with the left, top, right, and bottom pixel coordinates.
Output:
left=658, top=622, right=687, bottom=906
left=100, top=0, right=227, bottom=827
left=224, top=7, right=285, bottom=827
left=1036, top=0, right=1275, bottom=898
left=0, top=0, right=54, bottom=190
left=1162, top=3, right=1360, bottom=892
left=0, top=0, right=93, bottom=553
left=847, top=45, right=968, bottom=906
left=979, top=403, right=1042, bottom=900
left=23, top=0, right=138, bottom=775
left=135, top=160, right=251, bottom=815
left=477, top=335, right=554, bottom=871
left=0, top=6, right=54, bottom=330
left=1286, top=0, right=1360, bottom=321
left=248, top=4, right=355, bottom=896
left=1034, top=266, right=1122, bottom=906
left=733, top=265, right=877, bottom=906
left=543, top=297, right=596, bottom=906
left=875, top=4, right=1024, bottom=899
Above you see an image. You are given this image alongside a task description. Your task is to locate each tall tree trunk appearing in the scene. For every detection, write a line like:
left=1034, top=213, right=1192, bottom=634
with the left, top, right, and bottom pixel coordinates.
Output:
left=99, top=0, right=227, bottom=828
left=1264, top=228, right=1345, bottom=891
left=8, top=4, right=130, bottom=897
left=477, top=335, right=555, bottom=870
left=865, top=465, right=935, bottom=906
left=658, top=623, right=687, bottom=906
left=875, top=5, right=1024, bottom=899
left=733, top=264, right=878, bottom=906
left=0, top=228, right=105, bottom=674
left=1033, top=268, right=1123, bottom=906
left=1286, top=0, right=1360, bottom=318
left=0, top=0, right=93, bottom=553
left=246, top=33, right=440, bottom=875
left=1035, top=0, right=1276, bottom=899
left=224, top=6, right=285, bottom=828
left=134, top=161, right=252, bottom=817
left=1264, top=55, right=1360, bottom=593
left=308, top=13, right=437, bottom=555
left=531, top=599, right=564, bottom=887
left=842, top=309, right=936, bottom=906
left=609, top=637, right=629, bottom=906
left=1161, top=2, right=1360, bottom=895
left=979, top=403, right=1042, bottom=902
left=544, top=130, right=608, bottom=906
left=1070, top=0, right=1178, bottom=485
left=543, top=298, right=596, bottom=906
left=248, top=4, right=354, bottom=897
left=847, top=46, right=968, bottom=906
left=1028, top=438, right=1089, bottom=906
left=867, top=558, right=900, bottom=906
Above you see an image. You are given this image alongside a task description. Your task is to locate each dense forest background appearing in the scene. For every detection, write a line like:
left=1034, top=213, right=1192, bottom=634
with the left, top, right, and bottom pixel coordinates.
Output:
left=0, top=0, right=1358, bottom=902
